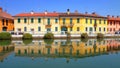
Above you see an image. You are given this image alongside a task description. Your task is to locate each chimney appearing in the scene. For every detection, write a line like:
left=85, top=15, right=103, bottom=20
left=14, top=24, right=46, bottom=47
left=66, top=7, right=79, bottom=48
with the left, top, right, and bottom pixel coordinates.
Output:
left=53, top=11, right=56, bottom=13
left=92, top=12, right=96, bottom=15
left=45, top=10, right=47, bottom=15
left=112, top=16, right=114, bottom=18
left=75, top=10, right=78, bottom=13
left=31, top=10, right=34, bottom=14
left=107, top=15, right=110, bottom=17
left=0, top=7, right=3, bottom=12
left=67, top=9, right=70, bottom=15
left=85, top=12, right=88, bottom=14
left=117, top=16, right=119, bottom=18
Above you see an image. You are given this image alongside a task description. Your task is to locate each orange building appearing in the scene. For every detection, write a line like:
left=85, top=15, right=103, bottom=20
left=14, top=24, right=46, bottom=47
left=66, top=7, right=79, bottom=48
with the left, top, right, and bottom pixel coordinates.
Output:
left=0, top=7, right=14, bottom=32
left=107, top=15, right=120, bottom=34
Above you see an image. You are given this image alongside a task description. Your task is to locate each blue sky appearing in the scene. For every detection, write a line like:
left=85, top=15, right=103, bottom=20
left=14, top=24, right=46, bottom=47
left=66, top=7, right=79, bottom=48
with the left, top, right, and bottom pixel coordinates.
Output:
left=0, top=0, right=120, bottom=16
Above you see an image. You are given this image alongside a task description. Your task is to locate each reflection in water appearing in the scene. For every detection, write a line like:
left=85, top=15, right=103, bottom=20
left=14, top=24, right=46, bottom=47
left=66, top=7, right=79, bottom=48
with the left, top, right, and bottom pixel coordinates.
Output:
left=0, top=40, right=14, bottom=62
left=13, top=39, right=120, bottom=62
left=0, top=40, right=11, bottom=46
left=23, top=39, right=32, bottom=45
left=1, top=39, right=120, bottom=63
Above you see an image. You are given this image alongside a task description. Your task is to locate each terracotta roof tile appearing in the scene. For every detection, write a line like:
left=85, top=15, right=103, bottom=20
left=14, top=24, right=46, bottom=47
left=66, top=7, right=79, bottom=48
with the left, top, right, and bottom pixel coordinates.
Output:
left=0, top=11, right=13, bottom=19
left=14, top=12, right=59, bottom=17
left=14, top=12, right=106, bottom=18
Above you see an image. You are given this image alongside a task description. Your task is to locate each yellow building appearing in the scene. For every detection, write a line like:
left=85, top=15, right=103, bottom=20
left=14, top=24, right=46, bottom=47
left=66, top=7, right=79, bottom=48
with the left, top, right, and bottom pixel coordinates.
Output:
left=59, top=10, right=107, bottom=34
left=13, top=10, right=107, bottom=35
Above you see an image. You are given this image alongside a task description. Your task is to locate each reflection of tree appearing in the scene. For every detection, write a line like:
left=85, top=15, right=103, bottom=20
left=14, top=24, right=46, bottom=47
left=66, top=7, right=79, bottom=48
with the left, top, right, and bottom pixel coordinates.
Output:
left=0, top=40, right=11, bottom=46
left=93, top=44, right=97, bottom=53
left=23, top=39, right=32, bottom=45
left=66, top=39, right=72, bottom=46
left=81, top=38, right=88, bottom=42
left=44, top=39, right=54, bottom=45
left=97, top=38, right=104, bottom=42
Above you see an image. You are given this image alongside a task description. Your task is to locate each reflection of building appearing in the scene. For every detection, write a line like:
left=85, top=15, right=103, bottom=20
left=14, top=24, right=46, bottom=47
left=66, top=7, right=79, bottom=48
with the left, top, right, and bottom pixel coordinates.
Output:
left=14, top=39, right=107, bottom=58
left=0, top=7, right=14, bottom=31
left=107, top=39, right=120, bottom=53
left=0, top=45, right=14, bottom=62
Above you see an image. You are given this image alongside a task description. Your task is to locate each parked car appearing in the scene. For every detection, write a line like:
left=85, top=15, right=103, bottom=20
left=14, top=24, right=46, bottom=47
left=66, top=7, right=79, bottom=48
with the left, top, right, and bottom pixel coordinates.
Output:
left=115, top=31, right=120, bottom=34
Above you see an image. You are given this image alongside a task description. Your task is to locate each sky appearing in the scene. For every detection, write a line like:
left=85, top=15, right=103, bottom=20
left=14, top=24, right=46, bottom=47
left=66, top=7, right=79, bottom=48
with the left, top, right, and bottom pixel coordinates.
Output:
left=0, top=0, right=120, bottom=16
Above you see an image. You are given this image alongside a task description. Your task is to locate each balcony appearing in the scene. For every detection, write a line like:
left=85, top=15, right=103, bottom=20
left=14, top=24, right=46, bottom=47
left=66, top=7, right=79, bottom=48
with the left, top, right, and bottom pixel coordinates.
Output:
left=45, top=24, right=51, bottom=28
left=61, top=23, right=74, bottom=27
left=94, top=23, right=97, bottom=27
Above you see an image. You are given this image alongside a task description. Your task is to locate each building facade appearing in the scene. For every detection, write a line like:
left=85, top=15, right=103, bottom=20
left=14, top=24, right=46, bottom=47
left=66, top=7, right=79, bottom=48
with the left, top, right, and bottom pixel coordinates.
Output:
left=14, top=10, right=107, bottom=35
left=0, top=7, right=14, bottom=32
left=107, top=15, right=120, bottom=34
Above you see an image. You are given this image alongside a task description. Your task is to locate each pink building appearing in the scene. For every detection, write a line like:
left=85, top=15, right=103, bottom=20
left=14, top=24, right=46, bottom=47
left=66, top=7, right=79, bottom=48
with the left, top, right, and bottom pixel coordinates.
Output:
left=107, top=15, right=120, bottom=34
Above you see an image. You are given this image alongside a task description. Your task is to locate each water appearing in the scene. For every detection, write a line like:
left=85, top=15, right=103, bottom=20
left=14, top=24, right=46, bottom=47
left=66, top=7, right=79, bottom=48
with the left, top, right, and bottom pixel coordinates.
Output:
left=0, top=38, right=120, bottom=68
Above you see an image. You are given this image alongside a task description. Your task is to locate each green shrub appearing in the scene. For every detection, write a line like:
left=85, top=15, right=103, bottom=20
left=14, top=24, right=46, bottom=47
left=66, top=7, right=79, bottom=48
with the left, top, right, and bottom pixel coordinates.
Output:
left=0, top=32, right=11, bottom=40
left=22, top=33, right=32, bottom=39
left=66, top=32, right=71, bottom=38
left=97, top=33, right=104, bottom=38
left=43, top=32, right=54, bottom=39
left=81, top=33, right=88, bottom=39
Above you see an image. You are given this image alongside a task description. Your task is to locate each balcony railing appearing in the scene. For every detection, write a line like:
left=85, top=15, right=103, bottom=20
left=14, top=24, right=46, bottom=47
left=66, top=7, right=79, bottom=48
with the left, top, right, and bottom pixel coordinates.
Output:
left=61, top=23, right=74, bottom=27
left=45, top=24, right=51, bottom=28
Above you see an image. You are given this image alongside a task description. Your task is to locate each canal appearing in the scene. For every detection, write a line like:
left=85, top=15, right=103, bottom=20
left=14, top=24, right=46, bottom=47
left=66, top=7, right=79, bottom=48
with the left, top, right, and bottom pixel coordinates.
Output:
left=0, top=38, right=120, bottom=68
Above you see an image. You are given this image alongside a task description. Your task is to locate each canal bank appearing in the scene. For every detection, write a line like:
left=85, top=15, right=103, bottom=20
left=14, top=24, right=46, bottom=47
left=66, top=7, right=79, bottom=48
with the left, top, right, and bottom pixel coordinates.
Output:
left=11, top=34, right=120, bottom=40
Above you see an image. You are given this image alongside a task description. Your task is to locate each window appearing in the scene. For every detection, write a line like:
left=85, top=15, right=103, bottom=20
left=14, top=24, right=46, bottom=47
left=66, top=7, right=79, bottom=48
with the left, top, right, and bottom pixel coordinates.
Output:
left=70, top=18, right=72, bottom=24
left=77, top=18, right=80, bottom=23
left=38, top=27, right=41, bottom=31
left=63, top=18, right=65, bottom=24
left=104, top=20, right=106, bottom=24
left=24, top=27, right=27, bottom=31
left=55, top=27, right=58, bottom=31
left=70, top=27, right=72, bottom=31
left=86, top=27, right=88, bottom=31
left=119, top=22, right=120, bottom=25
left=99, top=27, right=101, bottom=31
left=24, top=18, right=27, bottom=23
left=18, top=28, right=21, bottom=31
left=86, top=18, right=88, bottom=24
left=90, top=19, right=92, bottom=24
left=104, top=28, right=106, bottom=31
left=95, top=27, right=96, bottom=31
left=99, top=19, right=101, bottom=24
left=110, top=22, right=112, bottom=25
left=114, top=22, right=115, bottom=25
left=6, top=20, right=8, bottom=26
left=89, top=27, right=93, bottom=31
left=47, top=18, right=50, bottom=25
left=31, top=18, right=34, bottom=23
left=94, top=19, right=97, bottom=24
left=18, top=18, right=21, bottom=23
left=113, top=28, right=115, bottom=31
left=55, top=18, right=58, bottom=23
left=47, top=28, right=51, bottom=31
left=38, top=18, right=41, bottom=23
left=2, top=19, right=4, bottom=25
left=77, top=27, right=79, bottom=31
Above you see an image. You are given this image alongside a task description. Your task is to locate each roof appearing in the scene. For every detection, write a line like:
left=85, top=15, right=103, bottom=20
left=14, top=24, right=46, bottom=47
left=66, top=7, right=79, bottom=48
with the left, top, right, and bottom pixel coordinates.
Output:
left=108, top=17, right=120, bottom=21
left=14, top=12, right=106, bottom=18
left=14, top=12, right=59, bottom=17
left=0, top=9, right=13, bottom=19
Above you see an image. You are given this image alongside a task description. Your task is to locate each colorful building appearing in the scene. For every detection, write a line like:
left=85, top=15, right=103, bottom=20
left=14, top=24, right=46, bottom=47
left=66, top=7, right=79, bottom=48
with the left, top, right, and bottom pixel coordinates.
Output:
left=14, top=9, right=107, bottom=35
left=107, top=15, right=120, bottom=34
left=0, top=7, right=14, bottom=32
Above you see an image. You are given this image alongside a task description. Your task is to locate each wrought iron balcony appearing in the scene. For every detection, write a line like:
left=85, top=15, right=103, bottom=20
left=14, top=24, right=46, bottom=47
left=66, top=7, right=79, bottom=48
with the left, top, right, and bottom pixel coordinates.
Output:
left=45, top=24, right=51, bottom=28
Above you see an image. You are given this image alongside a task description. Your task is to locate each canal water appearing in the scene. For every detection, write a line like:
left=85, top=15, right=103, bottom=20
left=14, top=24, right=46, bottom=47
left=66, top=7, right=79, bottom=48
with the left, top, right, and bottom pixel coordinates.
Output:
left=0, top=38, right=120, bottom=68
